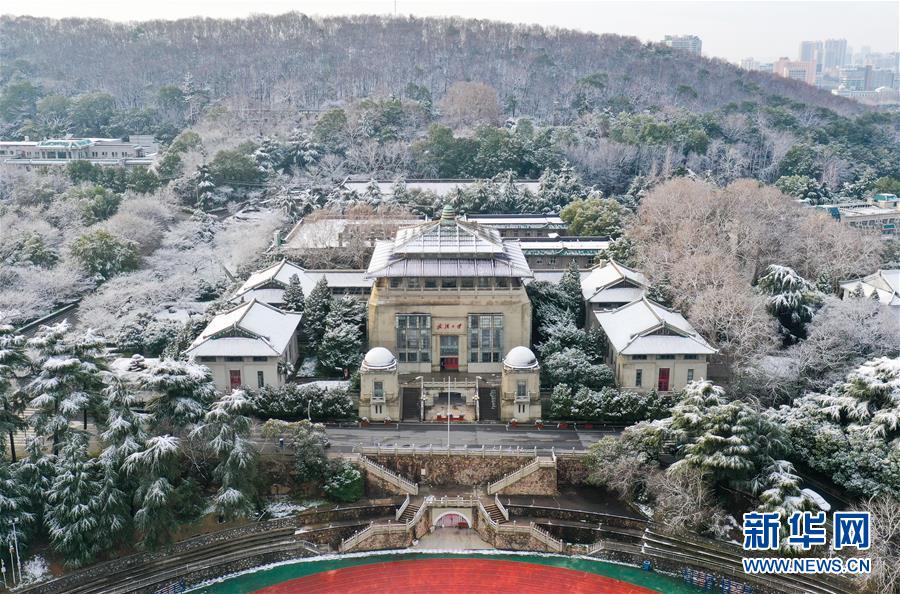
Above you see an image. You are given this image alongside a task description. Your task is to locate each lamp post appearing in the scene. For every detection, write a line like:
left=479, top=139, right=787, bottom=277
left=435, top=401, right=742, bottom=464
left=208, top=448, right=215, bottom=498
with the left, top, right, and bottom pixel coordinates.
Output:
left=2, top=558, right=8, bottom=589
left=447, top=375, right=451, bottom=450
left=415, top=376, right=424, bottom=421
left=11, top=519, right=20, bottom=586
left=474, top=376, right=483, bottom=422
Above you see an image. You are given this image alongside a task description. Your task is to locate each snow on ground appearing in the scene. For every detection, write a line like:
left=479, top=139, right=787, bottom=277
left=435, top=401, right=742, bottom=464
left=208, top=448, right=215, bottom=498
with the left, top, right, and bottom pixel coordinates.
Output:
left=16, top=555, right=52, bottom=587
left=298, top=356, right=318, bottom=377
left=265, top=498, right=325, bottom=518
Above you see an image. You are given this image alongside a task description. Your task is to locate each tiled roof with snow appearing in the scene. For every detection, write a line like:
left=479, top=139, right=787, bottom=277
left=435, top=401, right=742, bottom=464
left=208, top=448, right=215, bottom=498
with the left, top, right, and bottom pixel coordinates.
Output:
left=186, top=300, right=301, bottom=357
left=232, top=260, right=373, bottom=303
left=594, top=297, right=716, bottom=356
left=839, top=269, right=900, bottom=306
left=581, top=260, right=648, bottom=301
left=366, top=215, right=533, bottom=279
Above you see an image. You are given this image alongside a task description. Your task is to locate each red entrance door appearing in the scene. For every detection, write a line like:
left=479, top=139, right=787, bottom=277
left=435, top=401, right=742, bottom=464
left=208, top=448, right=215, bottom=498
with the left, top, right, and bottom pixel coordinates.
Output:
left=229, top=370, right=242, bottom=389
left=657, top=368, right=670, bottom=392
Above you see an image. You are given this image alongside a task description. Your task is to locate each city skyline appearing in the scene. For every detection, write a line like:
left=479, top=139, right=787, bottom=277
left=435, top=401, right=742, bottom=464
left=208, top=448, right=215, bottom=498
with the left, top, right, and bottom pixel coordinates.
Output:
left=2, top=1, right=897, bottom=63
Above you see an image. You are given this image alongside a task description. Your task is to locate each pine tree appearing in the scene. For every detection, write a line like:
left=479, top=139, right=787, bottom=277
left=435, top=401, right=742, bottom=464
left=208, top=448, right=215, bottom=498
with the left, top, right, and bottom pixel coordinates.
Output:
left=0, top=453, right=33, bottom=552
left=141, top=359, right=217, bottom=434
left=325, top=294, right=366, bottom=331
left=0, top=320, right=28, bottom=462
left=191, top=390, right=258, bottom=520
left=318, top=322, right=363, bottom=375
left=124, top=435, right=182, bottom=549
left=45, top=432, right=103, bottom=567
left=758, top=264, right=820, bottom=344
left=194, top=164, right=216, bottom=210
left=281, top=274, right=306, bottom=313
left=25, top=323, right=107, bottom=453
left=536, top=163, right=587, bottom=213
left=756, top=460, right=827, bottom=551
left=282, top=128, right=321, bottom=174
left=558, top=260, right=585, bottom=325
left=304, top=278, right=332, bottom=344
left=14, top=437, right=55, bottom=533
left=363, top=178, right=383, bottom=206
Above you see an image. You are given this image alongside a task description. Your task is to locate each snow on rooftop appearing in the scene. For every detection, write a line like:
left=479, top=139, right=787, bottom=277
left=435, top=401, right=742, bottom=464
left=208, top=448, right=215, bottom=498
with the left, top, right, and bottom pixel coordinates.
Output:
left=503, top=346, right=539, bottom=369
left=362, top=347, right=397, bottom=371
left=186, top=300, right=301, bottom=357
left=594, top=297, right=716, bottom=356
left=581, top=260, right=648, bottom=300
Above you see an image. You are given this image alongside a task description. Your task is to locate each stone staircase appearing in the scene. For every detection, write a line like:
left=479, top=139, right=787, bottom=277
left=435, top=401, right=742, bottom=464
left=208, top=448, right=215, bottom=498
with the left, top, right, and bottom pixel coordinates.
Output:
left=397, top=503, right=420, bottom=524
left=482, top=503, right=506, bottom=524
left=357, top=454, right=419, bottom=495
left=486, top=455, right=556, bottom=494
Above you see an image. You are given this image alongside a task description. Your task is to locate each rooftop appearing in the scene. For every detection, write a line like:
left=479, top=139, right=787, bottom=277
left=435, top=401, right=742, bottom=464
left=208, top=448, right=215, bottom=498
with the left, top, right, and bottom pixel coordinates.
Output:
left=594, top=297, right=716, bottom=356
left=581, top=260, right=648, bottom=301
left=186, top=299, right=301, bottom=357
left=232, top=259, right=372, bottom=301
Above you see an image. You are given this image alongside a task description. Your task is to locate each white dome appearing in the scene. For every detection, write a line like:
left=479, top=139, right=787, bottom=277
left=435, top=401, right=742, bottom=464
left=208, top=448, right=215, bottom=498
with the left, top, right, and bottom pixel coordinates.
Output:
left=362, top=347, right=397, bottom=370
left=504, top=346, right=538, bottom=369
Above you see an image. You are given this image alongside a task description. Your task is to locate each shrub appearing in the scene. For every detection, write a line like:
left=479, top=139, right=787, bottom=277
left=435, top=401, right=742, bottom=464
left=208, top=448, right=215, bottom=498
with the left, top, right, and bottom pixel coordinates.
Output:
left=251, top=383, right=355, bottom=421
left=323, top=459, right=363, bottom=503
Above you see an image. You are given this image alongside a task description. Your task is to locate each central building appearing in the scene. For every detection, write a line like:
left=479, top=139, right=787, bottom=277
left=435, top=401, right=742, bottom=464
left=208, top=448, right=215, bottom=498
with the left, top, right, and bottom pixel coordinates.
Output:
left=359, top=205, right=541, bottom=423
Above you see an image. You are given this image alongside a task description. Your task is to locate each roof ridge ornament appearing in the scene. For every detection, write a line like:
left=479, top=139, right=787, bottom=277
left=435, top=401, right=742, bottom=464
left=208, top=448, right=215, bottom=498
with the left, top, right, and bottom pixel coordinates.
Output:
left=440, top=204, right=457, bottom=223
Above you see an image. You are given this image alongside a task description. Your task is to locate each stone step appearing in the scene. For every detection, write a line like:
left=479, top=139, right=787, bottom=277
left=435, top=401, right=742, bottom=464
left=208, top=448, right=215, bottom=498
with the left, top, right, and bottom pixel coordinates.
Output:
left=483, top=504, right=506, bottom=524
left=398, top=504, right=420, bottom=523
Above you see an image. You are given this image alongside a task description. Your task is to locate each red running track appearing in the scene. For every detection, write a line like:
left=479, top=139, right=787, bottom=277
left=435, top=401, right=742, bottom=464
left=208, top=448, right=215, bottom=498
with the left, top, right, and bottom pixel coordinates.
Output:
left=253, top=558, right=659, bottom=594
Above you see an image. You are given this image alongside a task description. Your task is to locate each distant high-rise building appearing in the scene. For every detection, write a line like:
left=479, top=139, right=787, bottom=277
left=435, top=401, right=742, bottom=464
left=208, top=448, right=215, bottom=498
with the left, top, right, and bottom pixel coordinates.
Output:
left=799, top=40, right=823, bottom=73
left=823, top=39, right=848, bottom=71
left=662, top=35, right=702, bottom=56
left=773, top=57, right=816, bottom=85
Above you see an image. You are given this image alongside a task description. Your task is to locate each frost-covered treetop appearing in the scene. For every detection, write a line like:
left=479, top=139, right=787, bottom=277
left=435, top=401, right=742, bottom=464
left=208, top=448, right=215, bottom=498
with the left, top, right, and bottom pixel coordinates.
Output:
left=816, top=356, right=900, bottom=440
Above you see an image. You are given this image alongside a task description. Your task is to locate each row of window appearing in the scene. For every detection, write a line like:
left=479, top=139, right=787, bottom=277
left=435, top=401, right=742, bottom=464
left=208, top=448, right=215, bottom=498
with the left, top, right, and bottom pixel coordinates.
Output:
left=395, top=313, right=505, bottom=364
left=634, top=368, right=694, bottom=387
left=387, top=277, right=522, bottom=290
left=631, top=354, right=700, bottom=360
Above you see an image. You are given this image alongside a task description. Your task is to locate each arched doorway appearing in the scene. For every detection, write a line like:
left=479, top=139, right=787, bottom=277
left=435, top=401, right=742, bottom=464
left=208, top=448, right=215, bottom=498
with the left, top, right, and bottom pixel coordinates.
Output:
left=433, top=512, right=470, bottom=529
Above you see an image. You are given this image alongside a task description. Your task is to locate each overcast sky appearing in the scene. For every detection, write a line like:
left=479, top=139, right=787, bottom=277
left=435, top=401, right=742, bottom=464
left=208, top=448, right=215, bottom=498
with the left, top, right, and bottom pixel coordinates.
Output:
left=3, top=1, right=897, bottom=63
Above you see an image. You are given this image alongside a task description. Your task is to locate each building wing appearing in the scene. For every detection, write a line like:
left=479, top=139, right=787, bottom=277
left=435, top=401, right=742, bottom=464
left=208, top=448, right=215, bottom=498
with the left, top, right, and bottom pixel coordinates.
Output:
left=186, top=299, right=302, bottom=357
left=595, top=297, right=716, bottom=356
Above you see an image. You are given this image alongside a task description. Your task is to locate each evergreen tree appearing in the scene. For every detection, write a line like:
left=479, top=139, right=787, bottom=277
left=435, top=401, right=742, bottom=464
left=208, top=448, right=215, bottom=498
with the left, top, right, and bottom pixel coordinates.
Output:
left=14, top=438, right=55, bottom=534
left=0, top=320, right=28, bottom=461
left=141, top=359, right=217, bottom=434
left=194, top=164, right=216, bottom=210
left=0, top=453, right=33, bottom=553
left=45, top=432, right=103, bottom=567
left=292, top=421, right=329, bottom=482
left=25, top=323, right=107, bottom=453
left=758, top=264, right=820, bottom=344
left=281, top=274, right=305, bottom=313
left=282, top=128, right=321, bottom=173
left=558, top=260, right=585, bottom=325
left=318, top=322, right=363, bottom=375
left=191, top=390, right=258, bottom=520
left=536, top=163, right=587, bottom=213
left=304, top=278, right=332, bottom=344
left=253, top=136, right=282, bottom=175
left=363, top=178, right=383, bottom=206
left=326, top=294, right=366, bottom=331
left=124, top=435, right=181, bottom=549
left=756, top=460, right=827, bottom=550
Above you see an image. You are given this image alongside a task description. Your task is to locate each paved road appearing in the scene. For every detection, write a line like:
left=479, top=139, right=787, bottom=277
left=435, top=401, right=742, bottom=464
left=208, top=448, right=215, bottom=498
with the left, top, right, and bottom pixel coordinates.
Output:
left=322, top=423, right=619, bottom=453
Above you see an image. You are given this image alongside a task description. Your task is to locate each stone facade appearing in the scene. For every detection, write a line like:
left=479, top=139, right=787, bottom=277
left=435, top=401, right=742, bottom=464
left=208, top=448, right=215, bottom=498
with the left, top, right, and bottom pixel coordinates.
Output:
left=368, top=453, right=533, bottom=487
left=496, top=466, right=557, bottom=496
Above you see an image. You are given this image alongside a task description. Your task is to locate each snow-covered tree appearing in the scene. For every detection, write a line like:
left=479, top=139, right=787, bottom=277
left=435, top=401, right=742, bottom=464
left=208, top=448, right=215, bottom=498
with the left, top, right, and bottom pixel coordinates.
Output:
left=281, top=274, right=305, bottom=313
left=854, top=495, right=900, bottom=593
left=535, top=163, right=587, bottom=213
left=14, top=438, right=55, bottom=533
left=326, top=294, right=366, bottom=331
left=282, top=128, right=321, bottom=173
left=0, top=320, right=28, bottom=461
left=25, top=323, right=107, bottom=452
left=141, top=359, right=217, bottom=433
left=541, top=348, right=614, bottom=391
left=45, top=432, right=103, bottom=567
left=318, top=321, right=363, bottom=374
left=757, top=264, right=820, bottom=344
left=124, top=434, right=181, bottom=548
left=814, top=356, right=900, bottom=442
left=304, top=277, right=331, bottom=344
left=292, top=420, right=329, bottom=482
left=191, top=390, right=258, bottom=520
left=363, top=178, right=383, bottom=206
left=0, top=453, right=33, bottom=551
left=322, top=458, right=363, bottom=503
left=558, top=261, right=584, bottom=324
left=755, top=460, right=829, bottom=551
left=193, top=164, right=216, bottom=210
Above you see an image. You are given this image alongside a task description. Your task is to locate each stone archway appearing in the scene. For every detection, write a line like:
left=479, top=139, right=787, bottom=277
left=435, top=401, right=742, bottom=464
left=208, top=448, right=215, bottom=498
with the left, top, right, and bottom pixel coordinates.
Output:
left=433, top=511, right=472, bottom=529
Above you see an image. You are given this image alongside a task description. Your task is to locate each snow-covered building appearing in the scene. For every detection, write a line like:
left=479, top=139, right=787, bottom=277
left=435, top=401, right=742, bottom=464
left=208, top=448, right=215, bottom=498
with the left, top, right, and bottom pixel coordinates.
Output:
left=519, top=236, right=609, bottom=270
left=594, top=297, right=716, bottom=393
left=230, top=259, right=373, bottom=305
left=185, top=299, right=302, bottom=391
left=461, top=213, right=567, bottom=238
left=0, top=136, right=158, bottom=167
left=839, top=269, right=900, bottom=309
left=361, top=205, right=541, bottom=422
left=581, top=260, right=649, bottom=327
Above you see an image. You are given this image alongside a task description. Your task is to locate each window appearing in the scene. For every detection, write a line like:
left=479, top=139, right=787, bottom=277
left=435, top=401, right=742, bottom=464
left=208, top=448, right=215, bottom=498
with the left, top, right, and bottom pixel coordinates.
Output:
left=424, top=278, right=438, bottom=290
left=468, top=314, right=503, bottom=363
left=257, top=371, right=265, bottom=388
left=632, top=355, right=648, bottom=360
left=684, top=354, right=699, bottom=360
left=375, top=404, right=383, bottom=415
left=396, top=314, right=431, bottom=363
left=441, top=277, right=457, bottom=289
left=635, top=369, right=643, bottom=387
left=252, top=356, right=267, bottom=362
left=656, top=354, right=676, bottom=360
left=440, top=335, right=459, bottom=357
left=477, top=277, right=491, bottom=290
left=516, top=380, right=528, bottom=401
left=390, top=278, right=402, bottom=289
left=373, top=381, right=385, bottom=401
left=548, top=257, right=558, bottom=266
left=496, top=278, right=508, bottom=289
left=460, top=277, right=474, bottom=289
left=687, top=369, right=694, bottom=382
left=198, top=356, right=217, bottom=362
left=517, top=404, right=526, bottom=415
left=407, top=277, right=420, bottom=289
left=224, top=356, right=243, bottom=362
